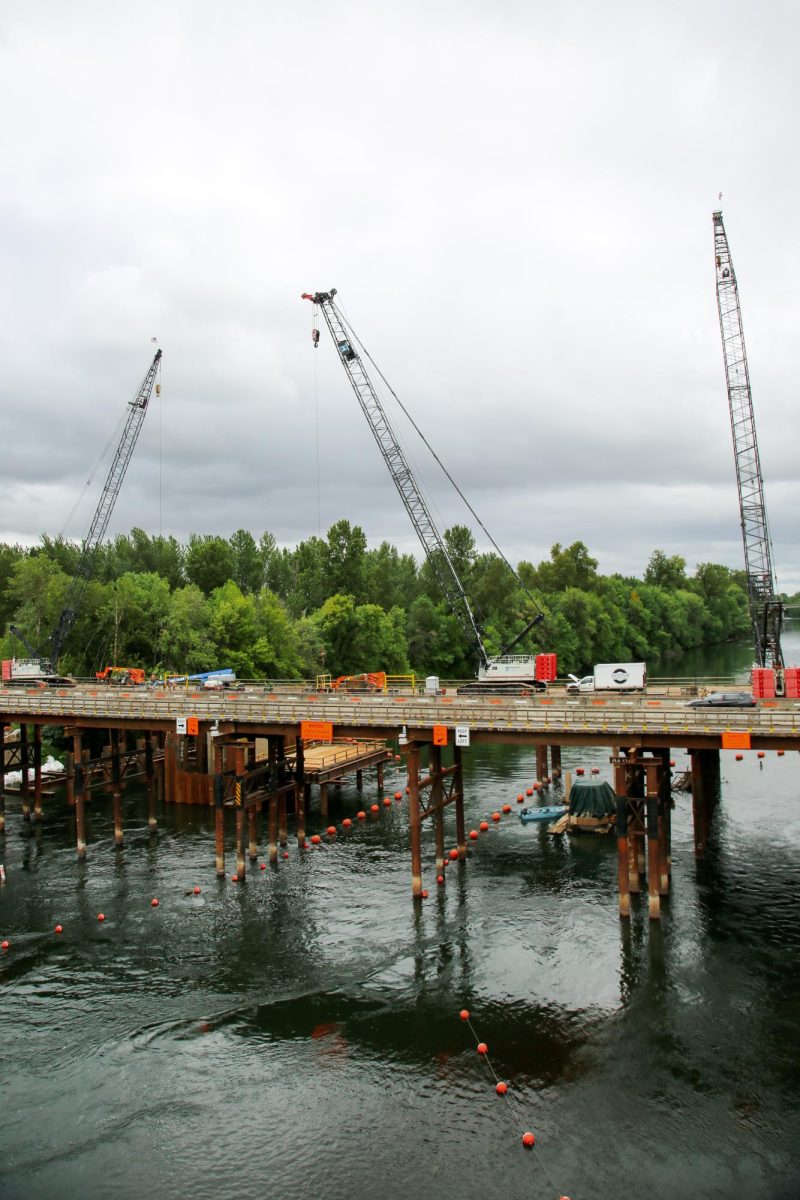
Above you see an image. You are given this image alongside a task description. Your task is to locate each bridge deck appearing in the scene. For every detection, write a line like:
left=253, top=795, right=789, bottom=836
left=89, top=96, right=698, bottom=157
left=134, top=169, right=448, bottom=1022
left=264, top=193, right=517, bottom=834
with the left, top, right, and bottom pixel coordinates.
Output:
left=0, top=687, right=797, bottom=750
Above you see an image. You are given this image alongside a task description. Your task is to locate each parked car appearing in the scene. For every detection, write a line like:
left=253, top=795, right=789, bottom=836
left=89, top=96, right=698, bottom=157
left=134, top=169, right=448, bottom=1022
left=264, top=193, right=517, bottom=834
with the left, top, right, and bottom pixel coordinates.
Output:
left=686, top=691, right=756, bottom=708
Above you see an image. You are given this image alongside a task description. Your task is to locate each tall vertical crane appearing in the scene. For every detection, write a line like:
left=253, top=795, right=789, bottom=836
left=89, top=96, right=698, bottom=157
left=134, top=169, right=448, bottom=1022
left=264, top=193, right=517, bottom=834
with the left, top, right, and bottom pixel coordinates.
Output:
left=8, top=348, right=162, bottom=684
left=713, top=211, right=783, bottom=670
left=303, top=289, right=546, bottom=689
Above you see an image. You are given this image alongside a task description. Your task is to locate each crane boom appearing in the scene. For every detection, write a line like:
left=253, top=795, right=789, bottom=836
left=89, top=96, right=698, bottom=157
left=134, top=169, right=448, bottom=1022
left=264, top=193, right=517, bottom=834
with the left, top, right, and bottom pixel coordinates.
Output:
left=304, top=289, right=490, bottom=667
left=9, top=348, right=162, bottom=681
left=712, top=212, right=783, bottom=668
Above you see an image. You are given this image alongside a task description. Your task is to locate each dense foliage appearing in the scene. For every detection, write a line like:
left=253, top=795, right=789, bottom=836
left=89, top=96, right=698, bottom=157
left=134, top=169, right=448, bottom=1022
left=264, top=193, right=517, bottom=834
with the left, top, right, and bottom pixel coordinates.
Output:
left=0, top=523, right=752, bottom=680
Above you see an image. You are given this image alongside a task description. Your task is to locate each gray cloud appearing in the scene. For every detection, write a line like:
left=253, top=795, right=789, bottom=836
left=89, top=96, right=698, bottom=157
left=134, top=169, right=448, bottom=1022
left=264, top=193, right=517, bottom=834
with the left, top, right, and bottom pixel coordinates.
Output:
left=1, top=0, right=798, bottom=592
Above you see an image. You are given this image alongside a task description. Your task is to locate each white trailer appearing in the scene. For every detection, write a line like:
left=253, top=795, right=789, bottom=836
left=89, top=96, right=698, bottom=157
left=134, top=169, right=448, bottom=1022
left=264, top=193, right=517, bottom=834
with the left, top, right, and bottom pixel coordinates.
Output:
left=567, top=662, right=646, bottom=693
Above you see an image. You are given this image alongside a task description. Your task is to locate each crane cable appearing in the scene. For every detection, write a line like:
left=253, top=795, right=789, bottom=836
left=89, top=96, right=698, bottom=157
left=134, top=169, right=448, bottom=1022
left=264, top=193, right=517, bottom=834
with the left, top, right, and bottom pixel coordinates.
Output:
left=58, top=405, right=130, bottom=541
left=312, top=302, right=322, bottom=536
left=334, top=298, right=544, bottom=619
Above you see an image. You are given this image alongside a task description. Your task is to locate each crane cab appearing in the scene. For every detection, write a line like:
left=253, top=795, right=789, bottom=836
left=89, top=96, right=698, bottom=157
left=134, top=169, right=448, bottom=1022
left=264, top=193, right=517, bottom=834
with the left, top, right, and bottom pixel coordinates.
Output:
left=337, top=339, right=356, bottom=361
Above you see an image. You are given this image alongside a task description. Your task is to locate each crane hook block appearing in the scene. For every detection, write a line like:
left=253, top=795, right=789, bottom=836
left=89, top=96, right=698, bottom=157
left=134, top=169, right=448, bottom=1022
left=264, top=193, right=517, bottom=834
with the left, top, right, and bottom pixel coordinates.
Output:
left=312, top=328, right=320, bottom=347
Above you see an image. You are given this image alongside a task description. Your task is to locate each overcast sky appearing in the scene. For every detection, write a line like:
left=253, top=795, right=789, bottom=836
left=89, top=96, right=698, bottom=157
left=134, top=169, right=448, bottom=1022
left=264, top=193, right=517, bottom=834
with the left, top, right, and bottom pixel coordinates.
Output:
left=1, top=0, right=797, bottom=592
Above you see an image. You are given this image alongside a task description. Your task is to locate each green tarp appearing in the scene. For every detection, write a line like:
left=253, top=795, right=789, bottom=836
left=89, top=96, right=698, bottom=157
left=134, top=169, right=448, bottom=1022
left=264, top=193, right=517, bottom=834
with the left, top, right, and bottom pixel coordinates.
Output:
left=568, top=779, right=618, bottom=818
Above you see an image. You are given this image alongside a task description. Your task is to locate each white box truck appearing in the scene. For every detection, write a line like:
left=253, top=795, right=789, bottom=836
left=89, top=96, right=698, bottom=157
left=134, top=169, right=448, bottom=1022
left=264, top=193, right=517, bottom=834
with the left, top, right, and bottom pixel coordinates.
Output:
left=567, top=662, right=646, bottom=694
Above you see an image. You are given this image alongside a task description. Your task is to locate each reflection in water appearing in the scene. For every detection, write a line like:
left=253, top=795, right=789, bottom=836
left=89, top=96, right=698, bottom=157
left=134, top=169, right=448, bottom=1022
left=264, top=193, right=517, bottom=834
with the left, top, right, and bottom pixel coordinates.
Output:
left=0, top=737, right=799, bottom=1200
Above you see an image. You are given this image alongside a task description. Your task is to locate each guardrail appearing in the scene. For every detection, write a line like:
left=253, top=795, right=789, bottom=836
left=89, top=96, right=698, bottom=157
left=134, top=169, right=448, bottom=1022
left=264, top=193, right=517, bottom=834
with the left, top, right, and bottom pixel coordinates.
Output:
left=1, top=688, right=798, bottom=739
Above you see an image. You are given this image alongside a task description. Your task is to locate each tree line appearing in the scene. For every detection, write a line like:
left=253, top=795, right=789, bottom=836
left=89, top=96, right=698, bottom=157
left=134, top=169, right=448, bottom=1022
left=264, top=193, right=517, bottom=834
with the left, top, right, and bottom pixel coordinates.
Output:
left=0, top=522, right=754, bottom=681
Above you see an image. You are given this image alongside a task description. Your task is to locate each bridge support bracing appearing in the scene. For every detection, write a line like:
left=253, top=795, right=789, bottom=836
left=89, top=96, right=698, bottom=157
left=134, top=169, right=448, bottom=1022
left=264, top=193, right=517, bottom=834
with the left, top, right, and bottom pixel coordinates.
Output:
left=612, top=748, right=670, bottom=919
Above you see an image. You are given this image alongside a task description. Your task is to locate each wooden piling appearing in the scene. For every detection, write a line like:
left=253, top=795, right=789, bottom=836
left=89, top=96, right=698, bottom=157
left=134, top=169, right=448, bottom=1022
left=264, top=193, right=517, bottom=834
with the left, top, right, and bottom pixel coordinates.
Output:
left=430, top=744, right=445, bottom=874
left=33, top=725, right=43, bottom=821
left=146, top=734, right=157, bottom=829
left=454, top=745, right=466, bottom=860
left=535, top=743, right=548, bottom=782
left=376, top=760, right=384, bottom=792
left=646, top=791, right=660, bottom=920
left=356, top=768, right=363, bottom=791
left=408, top=743, right=422, bottom=897
left=691, top=750, right=706, bottom=857
left=20, top=724, right=29, bottom=822
left=0, top=722, right=7, bottom=834
left=294, top=736, right=306, bottom=849
left=268, top=737, right=279, bottom=863
left=550, top=744, right=562, bottom=777
left=74, top=731, right=86, bottom=859
left=214, top=738, right=225, bottom=877
left=615, top=790, right=631, bottom=919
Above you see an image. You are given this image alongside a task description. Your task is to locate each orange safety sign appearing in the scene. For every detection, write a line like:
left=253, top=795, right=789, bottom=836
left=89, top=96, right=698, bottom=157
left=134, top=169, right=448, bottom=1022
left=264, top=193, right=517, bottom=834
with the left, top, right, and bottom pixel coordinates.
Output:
left=432, top=724, right=448, bottom=747
left=186, top=716, right=199, bottom=736
left=721, top=731, right=751, bottom=750
left=301, top=720, right=334, bottom=742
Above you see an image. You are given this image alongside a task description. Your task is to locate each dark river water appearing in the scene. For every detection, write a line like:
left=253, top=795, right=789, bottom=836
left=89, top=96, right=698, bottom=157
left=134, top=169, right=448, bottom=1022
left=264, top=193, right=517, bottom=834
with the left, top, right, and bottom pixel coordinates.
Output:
left=2, top=634, right=799, bottom=1200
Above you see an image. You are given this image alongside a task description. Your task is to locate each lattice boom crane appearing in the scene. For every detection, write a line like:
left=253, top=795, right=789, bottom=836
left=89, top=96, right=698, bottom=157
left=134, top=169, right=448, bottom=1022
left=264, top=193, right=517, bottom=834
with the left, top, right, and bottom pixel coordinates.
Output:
left=8, top=348, right=162, bottom=684
left=303, top=290, right=548, bottom=691
left=713, top=211, right=783, bottom=669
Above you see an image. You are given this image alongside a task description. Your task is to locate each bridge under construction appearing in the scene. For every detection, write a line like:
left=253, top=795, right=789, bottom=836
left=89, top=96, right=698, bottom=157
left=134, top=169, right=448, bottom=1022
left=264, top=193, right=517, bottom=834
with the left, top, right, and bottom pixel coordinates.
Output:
left=1, top=685, right=797, bottom=922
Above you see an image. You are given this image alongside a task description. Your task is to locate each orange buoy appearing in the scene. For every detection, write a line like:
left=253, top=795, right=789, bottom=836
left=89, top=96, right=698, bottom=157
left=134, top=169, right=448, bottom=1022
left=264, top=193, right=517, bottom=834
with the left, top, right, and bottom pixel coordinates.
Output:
left=491, top=812, right=500, bottom=822
left=757, top=752, right=765, bottom=759
left=469, top=829, right=478, bottom=840
left=193, top=886, right=201, bottom=895
left=282, top=851, right=289, bottom=859
left=97, top=913, right=105, bottom=922
left=526, top=788, right=533, bottom=796
left=405, top=786, right=410, bottom=794
left=502, top=804, right=512, bottom=814
left=1, top=940, right=10, bottom=950
left=735, top=754, right=743, bottom=761
left=496, top=1081, right=508, bottom=1095
left=437, top=875, right=445, bottom=885
left=326, top=825, right=337, bottom=836
left=151, top=898, right=160, bottom=906
left=449, top=848, right=459, bottom=860
left=459, top=1008, right=470, bottom=1020
left=370, top=803, right=380, bottom=813
left=533, top=781, right=541, bottom=791
left=479, top=821, right=489, bottom=832
left=342, top=818, right=353, bottom=828
left=311, top=834, right=321, bottom=845
left=576, top=768, right=584, bottom=776
left=778, top=750, right=785, bottom=756
left=522, top=1131, right=535, bottom=1148
left=260, top=862, right=267, bottom=870
left=394, top=754, right=401, bottom=761
left=230, top=875, right=238, bottom=883
left=357, top=810, right=366, bottom=820
left=394, top=791, right=402, bottom=800
left=670, top=760, right=676, bottom=767
left=383, top=797, right=392, bottom=807
left=517, top=793, right=524, bottom=802
left=477, top=1042, right=488, bottom=1055
left=421, top=889, right=428, bottom=898
left=591, top=767, right=599, bottom=775
left=54, top=924, right=63, bottom=933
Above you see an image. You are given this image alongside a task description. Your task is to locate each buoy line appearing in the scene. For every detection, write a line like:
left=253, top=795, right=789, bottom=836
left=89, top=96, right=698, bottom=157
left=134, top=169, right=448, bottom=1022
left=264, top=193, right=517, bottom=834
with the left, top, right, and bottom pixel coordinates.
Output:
left=459, top=1009, right=572, bottom=1200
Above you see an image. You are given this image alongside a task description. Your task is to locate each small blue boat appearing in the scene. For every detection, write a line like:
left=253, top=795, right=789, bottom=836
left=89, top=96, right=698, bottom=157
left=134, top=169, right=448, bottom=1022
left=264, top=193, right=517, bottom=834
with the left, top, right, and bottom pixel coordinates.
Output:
left=519, top=805, right=569, bottom=823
